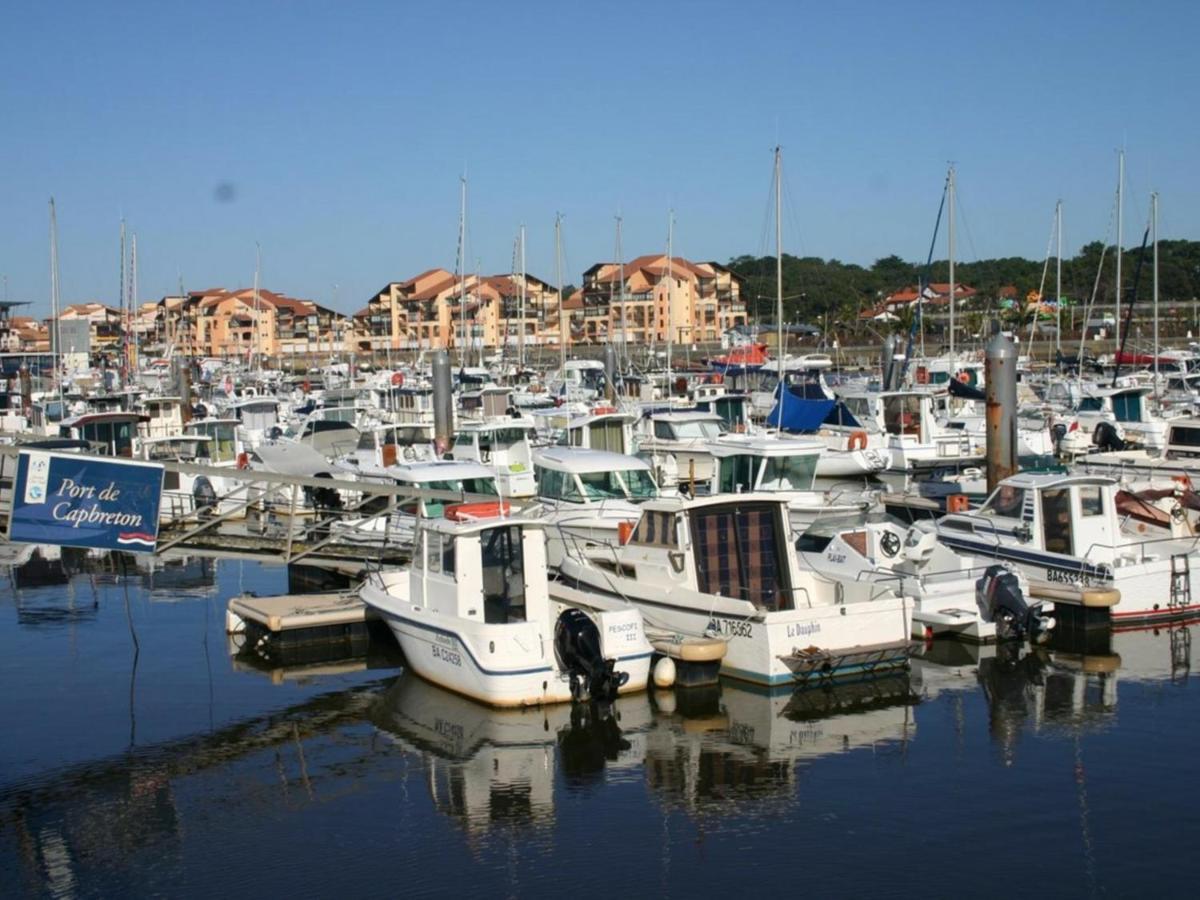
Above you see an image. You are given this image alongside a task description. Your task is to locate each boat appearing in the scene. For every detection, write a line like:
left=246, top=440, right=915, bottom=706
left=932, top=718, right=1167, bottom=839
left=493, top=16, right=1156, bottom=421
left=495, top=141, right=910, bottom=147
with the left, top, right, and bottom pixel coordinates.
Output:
left=936, top=472, right=1200, bottom=627
left=550, top=492, right=915, bottom=687
left=532, top=447, right=660, bottom=568
left=359, top=503, right=654, bottom=706
left=801, top=519, right=1051, bottom=642
left=449, top=418, right=537, bottom=498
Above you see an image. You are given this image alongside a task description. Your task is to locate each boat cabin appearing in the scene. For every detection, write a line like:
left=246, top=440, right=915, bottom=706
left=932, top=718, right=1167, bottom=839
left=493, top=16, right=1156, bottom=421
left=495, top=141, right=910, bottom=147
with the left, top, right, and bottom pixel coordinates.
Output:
left=689, top=384, right=750, bottom=432
left=139, top=395, right=186, bottom=439
left=412, top=512, right=549, bottom=629
left=59, top=411, right=147, bottom=457
left=641, top=410, right=724, bottom=443
left=533, top=449, right=659, bottom=506
left=351, top=422, right=436, bottom=467
left=620, top=496, right=797, bottom=611
left=560, top=409, right=635, bottom=454
left=459, top=386, right=513, bottom=420
left=449, top=420, right=537, bottom=497
left=1165, top=418, right=1200, bottom=459
left=392, top=385, right=436, bottom=425
left=231, top=398, right=281, bottom=435
left=184, top=418, right=240, bottom=464
left=939, top=473, right=1124, bottom=562
left=706, top=435, right=822, bottom=494
left=391, top=461, right=500, bottom=519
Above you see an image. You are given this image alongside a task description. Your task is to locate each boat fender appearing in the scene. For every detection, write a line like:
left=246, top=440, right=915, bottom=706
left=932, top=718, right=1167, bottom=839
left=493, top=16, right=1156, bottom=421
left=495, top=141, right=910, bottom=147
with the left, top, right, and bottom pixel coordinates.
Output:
left=847, top=430, right=868, bottom=451
left=653, top=656, right=676, bottom=688
left=554, top=609, right=628, bottom=702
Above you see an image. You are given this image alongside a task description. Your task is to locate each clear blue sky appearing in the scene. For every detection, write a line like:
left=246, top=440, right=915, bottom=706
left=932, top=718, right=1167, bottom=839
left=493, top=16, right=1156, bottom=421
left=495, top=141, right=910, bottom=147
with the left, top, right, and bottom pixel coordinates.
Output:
left=2, top=0, right=1197, bottom=317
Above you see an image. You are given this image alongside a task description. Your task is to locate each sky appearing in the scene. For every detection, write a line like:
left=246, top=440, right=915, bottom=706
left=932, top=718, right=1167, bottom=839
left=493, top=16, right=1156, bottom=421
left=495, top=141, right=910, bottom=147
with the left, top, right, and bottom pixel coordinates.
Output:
left=2, top=0, right=1197, bottom=318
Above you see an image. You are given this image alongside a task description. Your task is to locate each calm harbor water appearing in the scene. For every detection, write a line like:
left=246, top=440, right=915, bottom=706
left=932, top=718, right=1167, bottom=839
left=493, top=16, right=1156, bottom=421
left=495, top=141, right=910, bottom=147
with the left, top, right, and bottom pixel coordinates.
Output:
left=2, top=550, right=1199, bottom=898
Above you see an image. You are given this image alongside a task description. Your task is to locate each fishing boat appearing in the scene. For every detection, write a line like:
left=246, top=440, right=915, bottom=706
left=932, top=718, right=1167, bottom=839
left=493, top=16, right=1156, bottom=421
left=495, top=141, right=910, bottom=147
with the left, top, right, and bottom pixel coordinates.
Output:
left=936, top=472, right=1200, bottom=627
left=359, top=503, right=654, bottom=706
left=551, top=493, right=915, bottom=687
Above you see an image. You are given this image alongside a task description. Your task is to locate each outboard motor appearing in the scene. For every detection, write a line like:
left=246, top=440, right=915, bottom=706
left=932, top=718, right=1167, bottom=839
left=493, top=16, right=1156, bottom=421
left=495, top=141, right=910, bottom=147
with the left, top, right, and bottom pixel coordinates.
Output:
left=1094, top=421, right=1125, bottom=452
left=192, top=475, right=217, bottom=519
left=976, top=564, right=1052, bottom=642
left=554, top=608, right=629, bottom=702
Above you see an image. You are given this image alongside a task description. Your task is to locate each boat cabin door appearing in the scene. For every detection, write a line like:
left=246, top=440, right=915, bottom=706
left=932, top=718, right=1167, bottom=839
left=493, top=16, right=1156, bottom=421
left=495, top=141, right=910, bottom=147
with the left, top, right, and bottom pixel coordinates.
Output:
left=481, top=525, right=527, bottom=624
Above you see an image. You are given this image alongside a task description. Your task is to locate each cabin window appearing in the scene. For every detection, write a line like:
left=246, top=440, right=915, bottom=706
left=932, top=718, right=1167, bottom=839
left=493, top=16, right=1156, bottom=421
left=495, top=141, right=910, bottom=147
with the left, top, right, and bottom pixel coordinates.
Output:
left=537, top=467, right=564, bottom=501
left=713, top=398, right=745, bottom=431
left=691, top=503, right=791, bottom=611
left=630, top=511, right=678, bottom=548
left=1079, top=485, right=1104, bottom=517
left=673, top=421, right=720, bottom=440
left=425, top=532, right=455, bottom=574
left=1078, top=398, right=1104, bottom=413
left=588, top=419, right=626, bottom=453
left=1112, top=393, right=1142, bottom=422
left=653, top=421, right=675, bottom=440
left=1169, top=425, right=1200, bottom=456
left=356, top=431, right=375, bottom=450
left=481, top=525, right=525, bottom=624
left=1041, top=489, right=1072, bottom=554
left=760, top=454, right=817, bottom=491
left=620, top=469, right=659, bottom=501
left=718, top=454, right=758, bottom=493
left=884, top=396, right=921, bottom=437
left=578, top=470, right=628, bottom=500
left=981, top=485, right=1025, bottom=518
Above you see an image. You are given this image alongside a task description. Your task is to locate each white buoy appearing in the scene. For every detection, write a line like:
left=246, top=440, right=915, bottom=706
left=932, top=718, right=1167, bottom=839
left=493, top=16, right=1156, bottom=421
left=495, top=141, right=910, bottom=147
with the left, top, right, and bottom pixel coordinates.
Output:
left=653, top=656, right=676, bottom=688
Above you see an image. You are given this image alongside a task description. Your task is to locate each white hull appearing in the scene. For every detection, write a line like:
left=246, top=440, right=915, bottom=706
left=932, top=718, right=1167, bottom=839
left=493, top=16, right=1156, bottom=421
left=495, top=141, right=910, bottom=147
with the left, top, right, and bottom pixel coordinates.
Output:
left=361, top=575, right=652, bottom=706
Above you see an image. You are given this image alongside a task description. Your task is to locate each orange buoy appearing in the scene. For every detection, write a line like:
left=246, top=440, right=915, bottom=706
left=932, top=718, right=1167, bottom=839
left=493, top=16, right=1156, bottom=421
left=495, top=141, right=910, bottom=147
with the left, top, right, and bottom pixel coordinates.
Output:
left=957, top=372, right=970, bottom=384
left=391, top=372, right=405, bottom=386
left=946, top=493, right=970, bottom=513
left=848, top=430, right=868, bottom=451
left=445, top=501, right=511, bottom=522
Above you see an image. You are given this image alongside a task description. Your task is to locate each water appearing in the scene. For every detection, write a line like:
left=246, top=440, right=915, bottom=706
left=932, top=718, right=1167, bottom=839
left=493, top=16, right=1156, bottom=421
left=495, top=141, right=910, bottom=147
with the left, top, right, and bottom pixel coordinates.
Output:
left=2, top=550, right=1199, bottom=898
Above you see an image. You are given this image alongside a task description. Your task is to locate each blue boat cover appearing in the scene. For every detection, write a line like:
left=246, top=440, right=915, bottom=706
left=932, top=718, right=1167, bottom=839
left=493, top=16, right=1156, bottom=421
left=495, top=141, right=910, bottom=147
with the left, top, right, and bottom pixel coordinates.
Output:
left=766, top=394, right=836, bottom=430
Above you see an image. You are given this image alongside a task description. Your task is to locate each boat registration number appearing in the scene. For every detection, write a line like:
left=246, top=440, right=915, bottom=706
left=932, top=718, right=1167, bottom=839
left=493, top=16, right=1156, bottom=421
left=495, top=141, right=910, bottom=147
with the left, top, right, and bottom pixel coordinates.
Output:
left=1046, top=567, right=1092, bottom=586
left=708, top=618, right=752, bottom=639
left=432, top=644, right=463, bottom=667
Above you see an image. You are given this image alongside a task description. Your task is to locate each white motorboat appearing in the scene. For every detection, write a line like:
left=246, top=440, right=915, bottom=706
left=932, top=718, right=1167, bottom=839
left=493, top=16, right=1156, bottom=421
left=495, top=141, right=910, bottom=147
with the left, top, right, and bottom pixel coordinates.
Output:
left=360, top=503, right=653, bottom=706
left=449, top=418, right=538, bottom=498
left=802, top=519, right=1051, bottom=642
left=533, top=447, right=660, bottom=568
left=936, top=472, right=1200, bottom=627
left=634, top=410, right=724, bottom=489
left=551, top=493, right=915, bottom=687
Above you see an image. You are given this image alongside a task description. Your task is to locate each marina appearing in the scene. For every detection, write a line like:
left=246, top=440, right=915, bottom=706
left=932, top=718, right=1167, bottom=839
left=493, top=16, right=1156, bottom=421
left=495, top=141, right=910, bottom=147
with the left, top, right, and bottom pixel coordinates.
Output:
left=4, top=2, right=1200, bottom=894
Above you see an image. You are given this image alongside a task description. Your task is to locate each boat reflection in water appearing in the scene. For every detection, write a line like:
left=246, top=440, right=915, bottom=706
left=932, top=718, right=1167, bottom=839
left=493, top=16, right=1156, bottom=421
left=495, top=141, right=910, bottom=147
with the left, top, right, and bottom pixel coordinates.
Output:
left=369, top=670, right=921, bottom=831
left=913, top=620, right=1197, bottom=761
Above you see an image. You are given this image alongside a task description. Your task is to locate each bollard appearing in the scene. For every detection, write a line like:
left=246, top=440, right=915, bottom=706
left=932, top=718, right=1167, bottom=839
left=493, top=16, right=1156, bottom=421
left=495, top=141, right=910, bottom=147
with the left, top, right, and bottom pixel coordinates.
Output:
left=432, top=349, right=453, bottom=456
left=985, top=328, right=1018, bottom=491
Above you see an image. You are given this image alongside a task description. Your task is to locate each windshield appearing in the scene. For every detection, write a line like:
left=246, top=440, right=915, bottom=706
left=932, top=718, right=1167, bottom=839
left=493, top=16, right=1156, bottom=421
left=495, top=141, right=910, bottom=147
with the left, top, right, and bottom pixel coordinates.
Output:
left=760, top=454, right=818, bottom=490
left=979, top=485, right=1025, bottom=518
left=620, top=468, right=659, bottom=501
left=672, top=420, right=721, bottom=440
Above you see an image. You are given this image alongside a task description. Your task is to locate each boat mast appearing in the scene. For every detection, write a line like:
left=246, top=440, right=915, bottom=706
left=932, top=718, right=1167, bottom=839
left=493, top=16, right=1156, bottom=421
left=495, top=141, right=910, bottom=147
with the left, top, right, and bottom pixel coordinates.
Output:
left=1115, top=149, right=1124, bottom=349
left=1055, top=199, right=1063, bottom=356
left=458, top=176, right=467, bottom=369
left=49, top=198, right=63, bottom=408
left=617, top=214, right=627, bottom=366
left=947, top=164, right=956, bottom=363
left=119, top=218, right=127, bottom=386
left=518, top=224, right=526, bottom=370
left=253, top=242, right=262, bottom=378
left=1152, top=192, right=1159, bottom=407
left=774, top=146, right=785, bottom=426
left=555, top=213, right=565, bottom=373
left=130, top=233, right=138, bottom=379
left=666, top=210, right=674, bottom=393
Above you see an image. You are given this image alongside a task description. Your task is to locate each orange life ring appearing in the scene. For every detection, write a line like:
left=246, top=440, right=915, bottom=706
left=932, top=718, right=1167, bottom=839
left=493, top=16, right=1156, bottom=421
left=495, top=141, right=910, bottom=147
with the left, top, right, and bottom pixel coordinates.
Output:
left=946, top=493, right=970, bottom=513
left=1173, top=474, right=1191, bottom=491
left=445, top=501, right=511, bottom=522
left=957, top=372, right=970, bottom=384
left=391, top=372, right=405, bottom=387
left=593, top=406, right=617, bottom=415
left=848, top=430, right=868, bottom=451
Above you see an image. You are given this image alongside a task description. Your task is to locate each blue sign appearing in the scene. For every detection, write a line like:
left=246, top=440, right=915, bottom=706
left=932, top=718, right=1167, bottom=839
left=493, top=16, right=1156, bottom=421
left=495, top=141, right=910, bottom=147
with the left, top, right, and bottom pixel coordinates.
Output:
left=8, top=450, right=164, bottom=553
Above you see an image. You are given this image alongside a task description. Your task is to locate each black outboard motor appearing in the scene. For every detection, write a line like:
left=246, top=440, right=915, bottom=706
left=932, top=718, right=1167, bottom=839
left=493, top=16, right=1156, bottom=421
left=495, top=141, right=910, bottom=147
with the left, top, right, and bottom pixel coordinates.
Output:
left=1094, top=421, right=1125, bottom=452
left=554, top=609, right=629, bottom=702
left=976, top=564, right=1051, bottom=642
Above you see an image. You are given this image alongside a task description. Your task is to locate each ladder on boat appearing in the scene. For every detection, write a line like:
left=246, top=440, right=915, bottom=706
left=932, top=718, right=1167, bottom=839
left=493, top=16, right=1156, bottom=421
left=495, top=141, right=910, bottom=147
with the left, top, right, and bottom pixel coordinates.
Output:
left=1170, top=553, right=1192, bottom=610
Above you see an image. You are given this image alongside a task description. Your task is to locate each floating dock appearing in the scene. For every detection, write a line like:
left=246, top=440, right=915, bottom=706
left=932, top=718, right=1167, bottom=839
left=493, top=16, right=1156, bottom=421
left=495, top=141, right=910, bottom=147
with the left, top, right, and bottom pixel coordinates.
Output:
left=226, top=590, right=376, bottom=649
